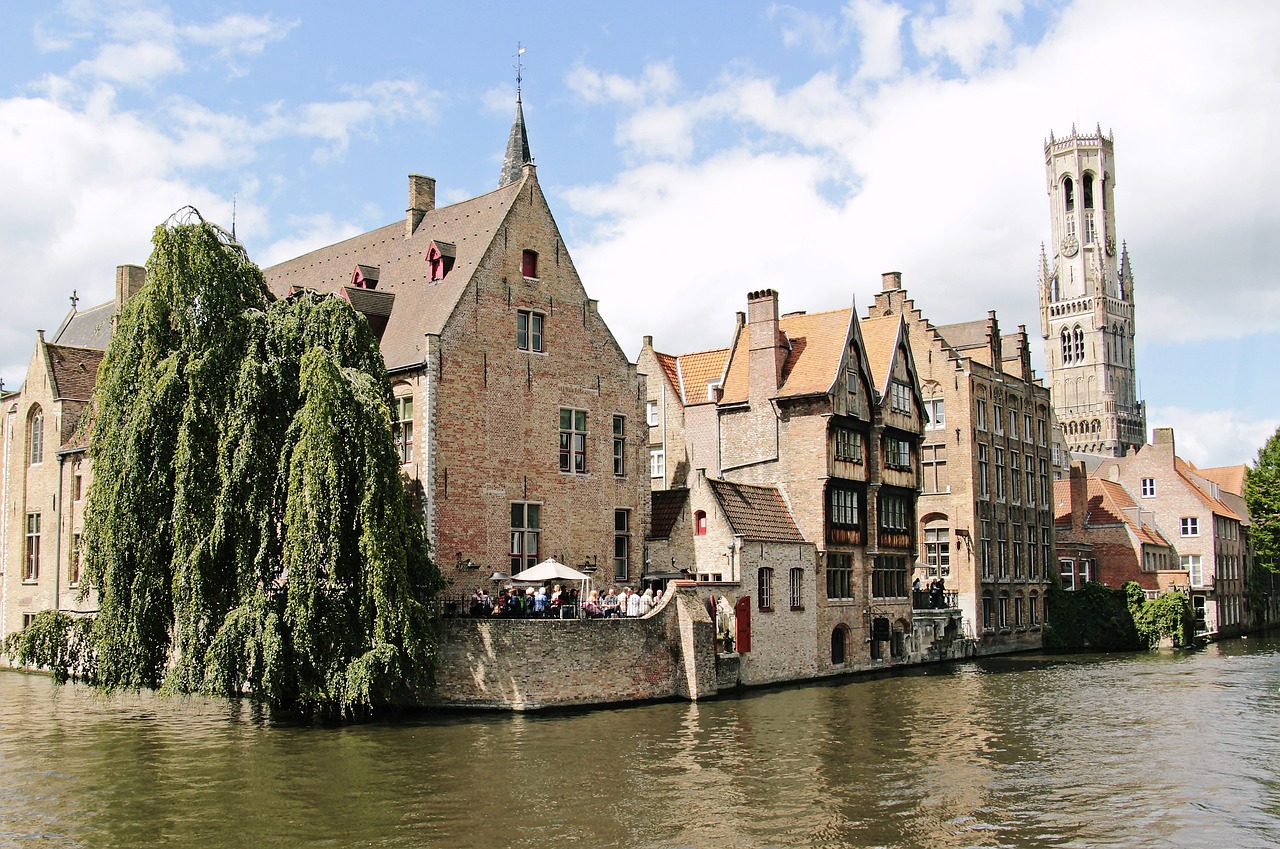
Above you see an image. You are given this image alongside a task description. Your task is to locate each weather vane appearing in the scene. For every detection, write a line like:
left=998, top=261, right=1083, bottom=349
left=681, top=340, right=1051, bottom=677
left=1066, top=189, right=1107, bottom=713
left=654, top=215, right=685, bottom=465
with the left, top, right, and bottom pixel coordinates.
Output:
left=514, top=43, right=526, bottom=97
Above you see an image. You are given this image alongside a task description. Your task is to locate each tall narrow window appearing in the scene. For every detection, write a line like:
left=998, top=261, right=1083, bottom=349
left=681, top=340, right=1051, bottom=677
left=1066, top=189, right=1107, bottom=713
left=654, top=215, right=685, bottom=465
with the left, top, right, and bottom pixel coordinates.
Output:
left=1072, top=327, right=1084, bottom=362
left=517, top=310, right=544, bottom=352
left=646, top=400, right=659, bottom=426
left=975, top=399, right=988, bottom=431
left=1060, top=328, right=1071, bottom=364
left=977, top=443, right=990, bottom=498
left=27, top=406, right=43, bottom=466
left=789, top=567, right=803, bottom=610
left=614, top=509, right=630, bottom=580
left=510, top=503, right=541, bottom=573
left=521, top=249, right=538, bottom=279
left=924, top=523, right=950, bottom=577
left=559, top=408, right=587, bottom=474
left=921, top=444, right=947, bottom=493
left=650, top=448, right=665, bottom=479
left=1063, top=176, right=1075, bottom=212
left=612, top=415, right=626, bottom=476
left=393, top=395, right=413, bottom=464
left=995, top=448, right=1006, bottom=500
left=980, top=520, right=992, bottom=579
left=997, top=522, right=1008, bottom=578
left=1083, top=173, right=1094, bottom=209
left=925, top=399, right=945, bottom=429
left=695, top=510, right=707, bottom=535
left=24, top=513, right=40, bottom=582
left=758, top=568, right=773, bottom=610
left=70, top=533, right=83, bottom=587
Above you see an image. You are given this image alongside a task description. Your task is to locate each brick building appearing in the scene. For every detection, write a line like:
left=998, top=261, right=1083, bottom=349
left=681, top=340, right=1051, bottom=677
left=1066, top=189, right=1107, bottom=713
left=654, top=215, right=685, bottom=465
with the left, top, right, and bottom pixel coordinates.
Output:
left=642, top=288, right=969, bottom=685
left=873, top=272, right=1055, bottom=654
left=262, top=95, right=649, bottom=593
left=1094, top=429, right=1247, bottom=637
left=1053, top=463, right=1182, bottom=595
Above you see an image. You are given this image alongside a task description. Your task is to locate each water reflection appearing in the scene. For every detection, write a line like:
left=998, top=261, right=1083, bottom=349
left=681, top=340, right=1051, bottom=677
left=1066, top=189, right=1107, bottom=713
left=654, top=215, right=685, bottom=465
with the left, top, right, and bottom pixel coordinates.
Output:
left=2, top=635, right=1279, bottom=848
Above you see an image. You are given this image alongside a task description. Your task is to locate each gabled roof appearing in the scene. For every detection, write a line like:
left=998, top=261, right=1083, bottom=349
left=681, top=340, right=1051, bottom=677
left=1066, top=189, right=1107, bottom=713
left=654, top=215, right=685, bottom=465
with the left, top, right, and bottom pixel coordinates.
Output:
left=935, top=318, right=991, bottom=351
left=1054, top=478, right=1173, bottom=548
left=263, top=180, right=525, bottom=371
left=52, top=301, right=114, bottom=350
left=676, top=348, right=729, bottom=405
left=649, top=489, right=688, bottom=540
left=45, top=344, right=104, bottom=401
left=1193, top=464, right=1246, bottom=498
left=860, top=313, right=913, bottom=400
left=706, top=478, right=805, bottom=542
left=1174, top=457, right=1242, bottom=521
left=718, top=308, right=852, bottom=404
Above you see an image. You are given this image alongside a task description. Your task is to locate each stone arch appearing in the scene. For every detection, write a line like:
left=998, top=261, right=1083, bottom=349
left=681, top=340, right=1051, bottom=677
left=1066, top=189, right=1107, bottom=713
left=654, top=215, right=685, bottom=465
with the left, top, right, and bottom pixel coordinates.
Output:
left=830, top=624, right=849, bottom=665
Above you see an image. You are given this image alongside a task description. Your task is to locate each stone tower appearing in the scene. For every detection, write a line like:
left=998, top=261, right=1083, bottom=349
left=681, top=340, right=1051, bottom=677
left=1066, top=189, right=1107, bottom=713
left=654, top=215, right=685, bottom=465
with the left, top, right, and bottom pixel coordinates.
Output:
left=1038, top=125, right=1146, bottom=457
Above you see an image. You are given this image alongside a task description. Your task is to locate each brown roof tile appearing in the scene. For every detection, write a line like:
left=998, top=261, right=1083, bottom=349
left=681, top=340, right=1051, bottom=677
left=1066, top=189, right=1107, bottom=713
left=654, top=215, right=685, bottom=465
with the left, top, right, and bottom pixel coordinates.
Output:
left=263, top=180, right=524, bottom=371
left=719, top=308, right=851, bottom=405
left=1194, top=464, right=1246, bottom=497
left=676, top=348, right=729, bottom=405
left=859, top=314, right=902, bottom=396
left=45, top=344, right=104, bottom=401
left=649, top=489, right=688, bottom=540
left=1175, top=457, right=1242, bottom=521
left=706, top=479, right=805, bottom=542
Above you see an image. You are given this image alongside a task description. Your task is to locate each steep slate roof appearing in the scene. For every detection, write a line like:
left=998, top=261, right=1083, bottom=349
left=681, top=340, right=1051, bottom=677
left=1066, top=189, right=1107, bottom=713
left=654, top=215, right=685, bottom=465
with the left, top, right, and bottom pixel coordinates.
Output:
left=52, top=301, right=114, bottom=350
left=45, top=344, right=104, bottom=401
left=499, top=95, right=532, bottom=187
left=719, top=308, right=850, bottom=405
left=262, top=180, right=524, bottom=371
left=706, top=479, right=805, bottom=542
left=649, top=488, right=689, bottom=540
left=935, top=319, right=990, bottom=351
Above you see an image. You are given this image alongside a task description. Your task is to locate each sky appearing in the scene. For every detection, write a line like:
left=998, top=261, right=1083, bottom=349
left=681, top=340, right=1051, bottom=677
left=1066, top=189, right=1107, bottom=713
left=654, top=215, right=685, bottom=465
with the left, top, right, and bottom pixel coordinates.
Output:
left=1, top=0, right=1277, bottom=468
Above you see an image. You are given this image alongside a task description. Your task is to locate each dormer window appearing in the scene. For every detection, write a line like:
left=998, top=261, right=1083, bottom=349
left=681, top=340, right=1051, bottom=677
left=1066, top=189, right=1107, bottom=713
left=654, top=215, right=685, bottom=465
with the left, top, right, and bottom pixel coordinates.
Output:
left=427, top=241, right=456, bottom=282
left=522, top=249, right=538, bottom=279
left=350, top=264, right=379, bottom=289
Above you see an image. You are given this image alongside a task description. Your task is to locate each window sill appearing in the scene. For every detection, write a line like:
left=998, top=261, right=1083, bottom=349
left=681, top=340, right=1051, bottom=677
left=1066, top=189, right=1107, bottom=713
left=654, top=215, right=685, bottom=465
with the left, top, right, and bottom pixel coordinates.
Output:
left=758, top=606, right=774, bottom=613
left=790, top=605, right=804, bottom=612
left=22, top=580, right=38, bottom=585
left=522, top=276, right=540, bottom=283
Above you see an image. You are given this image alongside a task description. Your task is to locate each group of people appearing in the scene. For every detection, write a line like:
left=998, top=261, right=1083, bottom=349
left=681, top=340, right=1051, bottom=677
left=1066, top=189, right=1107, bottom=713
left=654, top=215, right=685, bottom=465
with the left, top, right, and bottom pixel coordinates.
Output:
left=470, top=585, right=580, bottom=618
left=580, top=586, right=661, bottom=619
left=913, top=576, right=949, bottom=609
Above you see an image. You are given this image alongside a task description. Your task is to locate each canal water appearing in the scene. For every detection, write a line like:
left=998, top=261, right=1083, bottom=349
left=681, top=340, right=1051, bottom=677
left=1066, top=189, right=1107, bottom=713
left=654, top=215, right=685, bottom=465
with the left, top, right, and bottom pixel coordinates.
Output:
left=2, top=635, right=1278, bottom=849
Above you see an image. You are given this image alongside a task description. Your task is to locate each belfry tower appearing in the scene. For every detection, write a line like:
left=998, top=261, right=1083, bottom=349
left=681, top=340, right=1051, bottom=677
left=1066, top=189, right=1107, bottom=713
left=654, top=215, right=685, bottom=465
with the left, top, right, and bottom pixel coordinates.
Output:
left=1038, top=125, right=1146, bottom=457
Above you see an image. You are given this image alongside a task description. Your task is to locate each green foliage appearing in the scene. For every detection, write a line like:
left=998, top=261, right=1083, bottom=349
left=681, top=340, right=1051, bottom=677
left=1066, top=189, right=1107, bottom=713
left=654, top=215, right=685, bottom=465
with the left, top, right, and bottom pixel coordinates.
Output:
left=2, top=611, right=95, bottom=684
left=1044, top=577, right=1142, bottom=651
left=1125, top=582, right=1193, bottom=649
left=9, top=211, right=441, bottom=716
left=1245, top=424, right=1280, bottom=573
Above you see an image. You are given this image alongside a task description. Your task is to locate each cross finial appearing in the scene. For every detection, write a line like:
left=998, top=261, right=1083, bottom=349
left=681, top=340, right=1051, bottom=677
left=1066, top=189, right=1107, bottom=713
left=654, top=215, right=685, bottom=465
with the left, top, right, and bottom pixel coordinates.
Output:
left=70, top=289, right=78, bottom=310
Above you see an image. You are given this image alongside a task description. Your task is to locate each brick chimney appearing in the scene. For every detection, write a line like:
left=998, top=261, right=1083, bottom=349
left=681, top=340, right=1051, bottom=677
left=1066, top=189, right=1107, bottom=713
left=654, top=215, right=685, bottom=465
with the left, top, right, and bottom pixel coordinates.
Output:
left=1068, top=461, right=1089, bottom=530
left=881, top=271, right=902, bottom=291
left=406, top=174, right=436, bottom=237
left=114, top=264, right=145, bottom=313
left=747, top=289, right=786, bottom=398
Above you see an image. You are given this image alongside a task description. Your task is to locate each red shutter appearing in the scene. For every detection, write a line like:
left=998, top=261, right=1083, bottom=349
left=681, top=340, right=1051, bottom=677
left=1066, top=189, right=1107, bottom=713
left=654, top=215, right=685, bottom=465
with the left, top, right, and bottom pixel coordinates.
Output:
left=734, top=596, right=752, bottom=653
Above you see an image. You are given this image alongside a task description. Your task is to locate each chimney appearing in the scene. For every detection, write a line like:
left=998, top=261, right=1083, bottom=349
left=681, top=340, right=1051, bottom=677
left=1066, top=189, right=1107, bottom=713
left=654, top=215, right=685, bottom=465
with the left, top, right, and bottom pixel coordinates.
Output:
left=881, top=271, right=902, bottom=291
left=747, top=289, right=786, bottom=397
left=115, top=264, right=145, bottom=313
left=1153, top=428, right=1174, bottom=452
left=1069, top=461, right=1088, bottom=530
left=643, top=335, right=653, bottom=349
left=406, top=174, right=436, bottom=237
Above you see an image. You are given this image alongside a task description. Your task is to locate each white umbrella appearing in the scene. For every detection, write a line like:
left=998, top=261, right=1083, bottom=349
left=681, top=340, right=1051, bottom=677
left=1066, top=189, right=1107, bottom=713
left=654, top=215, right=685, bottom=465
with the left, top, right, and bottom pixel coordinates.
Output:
left=509, top=557, right=590, bottom=583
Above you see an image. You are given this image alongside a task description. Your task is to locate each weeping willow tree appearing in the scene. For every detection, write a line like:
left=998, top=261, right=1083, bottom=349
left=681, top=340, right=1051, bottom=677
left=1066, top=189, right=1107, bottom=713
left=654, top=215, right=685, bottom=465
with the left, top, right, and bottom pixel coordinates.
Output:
left=12, top=210, right=440, bottom=715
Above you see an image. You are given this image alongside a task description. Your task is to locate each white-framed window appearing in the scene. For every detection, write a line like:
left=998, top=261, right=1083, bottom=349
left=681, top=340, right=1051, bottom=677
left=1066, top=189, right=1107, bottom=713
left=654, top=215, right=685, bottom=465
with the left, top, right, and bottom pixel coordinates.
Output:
left=24, top=513, right=40, bottom=582
left=517, top=309, right=544, bottom=352
left=612, top=415, right=626, bottom=476
left=975, top=399, right=988, bottom=431
left=1141, top=477, right=1156, bottom=497
left=980, top=520, right=992, bottom=579
left=878, top=493, right=909, bottom=532
left=925, top=399, right=945, bottom=429
left=789, top=567, right=804, bottom=610
left=510, top=502, right=541, bottom=573
left=924, top=524, right=950, bottom=577
left=614, top=509, right=630, bottom=580
left=835, top=428, right=863, bottom=463
left=646, top=400, right=659, bottom=426
left=758, top=567, right=773, bottom=610
left=994, top=447, right=1006, bottom=500
left=994, top=403, right=1005, bottom=434
left=1183, top=554, right=1203, bottom=587
left=890, top=382, right=912, bottom=413
left=1024, top=413, right=1033, bottom=442
left=827, top=553, right=854, bottom=600
left=977, top=443, right=990, bottom=498
left=1009, top=409, right=1018, bottom=438
left=393, top=395, right=413, bottom=464
left=1010, top=452, right=1021, bottom=502
left=1059, top=558, right=1076, bottom=590
left=559, top=408, right=587, bottom=474
left=649, top=448, right=665, bottom=479
left=830, top=488, right=859, bottom=528
left=922, top=444, right=947, bottom=493
left=1037, top=417, right=1047, bottom=445
left=1181, top=517, right=1199, bottom=537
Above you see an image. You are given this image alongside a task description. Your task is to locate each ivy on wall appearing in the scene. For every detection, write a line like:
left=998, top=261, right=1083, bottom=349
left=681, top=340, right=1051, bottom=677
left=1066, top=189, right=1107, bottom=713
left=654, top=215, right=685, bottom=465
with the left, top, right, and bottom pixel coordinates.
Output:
left=1045, top=576, right=1192, bottom=652
left=5, top=212, right=441, bottom=716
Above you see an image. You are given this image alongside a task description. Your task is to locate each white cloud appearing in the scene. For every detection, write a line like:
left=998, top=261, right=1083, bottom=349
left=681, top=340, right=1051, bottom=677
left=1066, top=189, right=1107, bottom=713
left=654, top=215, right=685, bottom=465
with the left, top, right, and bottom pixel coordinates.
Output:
left=910, top=0, right=1024, bottom=75
left=566, top=60, right=680, bottom=106
left=848, top=0, right=909, bottom=81
left=769, top=4, right=850, bottom=54
left=1148, top=407, right=1280, bottom=469
left=256, top=214, right=366, bottom=269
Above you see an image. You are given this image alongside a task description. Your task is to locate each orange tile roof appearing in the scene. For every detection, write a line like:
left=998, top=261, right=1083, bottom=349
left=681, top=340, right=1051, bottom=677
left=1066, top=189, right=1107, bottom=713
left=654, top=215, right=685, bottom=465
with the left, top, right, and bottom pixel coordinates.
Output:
left=1054, top=477, right=1172, bottom=547
left=1174, top=457, right=1242, bottom=521
left=718, top=308, right=851, bottom=405
left=859, top=314, right=902, bottom=396
left=1194, top=464, right=1246, bottom=497
left=676, top=348, right=729, bottom=405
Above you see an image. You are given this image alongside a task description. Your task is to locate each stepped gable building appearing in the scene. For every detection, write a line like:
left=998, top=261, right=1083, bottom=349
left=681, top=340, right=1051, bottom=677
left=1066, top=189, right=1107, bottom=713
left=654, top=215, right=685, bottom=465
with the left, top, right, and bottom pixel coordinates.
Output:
left=0, top=264, right=144, bottom=637
left=261, top=96, right=649, bottom=593
left=1094, top=429, right=1247, bottom=637
left=873, top=271, right=1055, bottom=653
left=1053, top=464, right=1181, bottom=595
left=643, top=288, right=970, bottom=686
left=1038, top=125, right=1146, bottom=458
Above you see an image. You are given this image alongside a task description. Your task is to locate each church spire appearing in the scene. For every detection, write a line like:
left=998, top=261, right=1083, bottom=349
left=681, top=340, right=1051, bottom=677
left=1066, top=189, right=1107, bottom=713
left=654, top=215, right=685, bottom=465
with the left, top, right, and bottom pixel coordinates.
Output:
left=499, top=44, right=532, bottom=187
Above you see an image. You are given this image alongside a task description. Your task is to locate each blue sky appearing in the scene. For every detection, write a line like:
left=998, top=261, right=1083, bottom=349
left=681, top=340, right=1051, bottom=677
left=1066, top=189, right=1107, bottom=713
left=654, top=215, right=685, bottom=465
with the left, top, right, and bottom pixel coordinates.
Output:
left=2, top=0, right=1278, bottom=467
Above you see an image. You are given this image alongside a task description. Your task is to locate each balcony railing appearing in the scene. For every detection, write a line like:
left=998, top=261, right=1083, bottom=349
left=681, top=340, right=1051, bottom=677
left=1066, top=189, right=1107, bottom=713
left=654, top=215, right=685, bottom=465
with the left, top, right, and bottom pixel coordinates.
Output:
left=913, top=589, right=958, bottom=610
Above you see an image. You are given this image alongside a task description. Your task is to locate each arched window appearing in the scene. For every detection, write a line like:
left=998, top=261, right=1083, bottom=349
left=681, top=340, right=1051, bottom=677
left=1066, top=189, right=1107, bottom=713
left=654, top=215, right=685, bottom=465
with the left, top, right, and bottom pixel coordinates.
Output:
left=1060, top=328, right=1071, bottom=363
left=1063, top=176, right=1075, bottom=212
left=27, top=405, right=43, bottom=466
left=695, top=510, right=707, bottom=535
left=1072, top=327, right=1084, bottom=362
left=1083, top=173, right=1094, bottom=209
left=831, top=625, right=847, bottom=665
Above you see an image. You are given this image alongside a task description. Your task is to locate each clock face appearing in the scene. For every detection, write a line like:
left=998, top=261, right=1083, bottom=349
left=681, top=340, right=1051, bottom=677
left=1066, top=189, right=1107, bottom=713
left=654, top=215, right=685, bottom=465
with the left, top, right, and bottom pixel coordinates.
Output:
left=1105, top=236, right=1116, bottom=256
left=1061, top=235, right=1079, bottom=257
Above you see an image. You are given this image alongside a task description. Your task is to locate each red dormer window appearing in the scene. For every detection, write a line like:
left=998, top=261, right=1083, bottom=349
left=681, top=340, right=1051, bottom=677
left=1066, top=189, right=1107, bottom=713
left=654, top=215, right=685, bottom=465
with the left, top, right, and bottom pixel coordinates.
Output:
left=426, top=241, right=456, bottom=282
left=522, top=249, right=538, bottom=279
left=350, top=264, right=379, bottom=289
left=695, top=510, right=707, bottom=535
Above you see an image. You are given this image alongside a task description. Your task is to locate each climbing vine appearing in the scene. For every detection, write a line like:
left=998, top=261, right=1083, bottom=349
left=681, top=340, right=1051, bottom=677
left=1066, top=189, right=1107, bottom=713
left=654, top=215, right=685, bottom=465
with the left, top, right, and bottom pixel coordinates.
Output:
left=1044, top=573, right=1192, bottom=652
left=7, top=210, right=440, bottom=716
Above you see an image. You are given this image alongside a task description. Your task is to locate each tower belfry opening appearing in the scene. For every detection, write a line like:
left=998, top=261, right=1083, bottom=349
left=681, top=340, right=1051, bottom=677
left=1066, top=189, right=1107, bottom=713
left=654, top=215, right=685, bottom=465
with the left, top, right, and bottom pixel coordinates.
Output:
left=1038, top=126, right=1146, bottom=458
